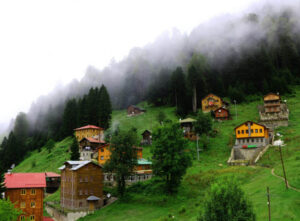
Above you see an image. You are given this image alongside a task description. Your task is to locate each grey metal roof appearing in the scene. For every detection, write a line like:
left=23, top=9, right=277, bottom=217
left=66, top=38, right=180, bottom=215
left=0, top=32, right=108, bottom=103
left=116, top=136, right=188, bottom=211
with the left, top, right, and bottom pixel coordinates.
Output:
left=87, top=195, right=101, bottom=201
left=58, top=160, right=101, bottom=171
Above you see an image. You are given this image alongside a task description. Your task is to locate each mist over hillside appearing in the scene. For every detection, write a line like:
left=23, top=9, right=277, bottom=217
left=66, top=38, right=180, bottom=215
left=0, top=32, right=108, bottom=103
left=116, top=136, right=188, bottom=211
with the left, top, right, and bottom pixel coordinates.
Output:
left=2, top=0, right=299, bottom=134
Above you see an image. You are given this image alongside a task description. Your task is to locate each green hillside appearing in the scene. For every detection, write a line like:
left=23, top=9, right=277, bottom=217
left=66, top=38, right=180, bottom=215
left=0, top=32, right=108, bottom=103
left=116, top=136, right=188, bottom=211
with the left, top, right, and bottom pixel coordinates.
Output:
left=12, top=87, right=300, bottom=221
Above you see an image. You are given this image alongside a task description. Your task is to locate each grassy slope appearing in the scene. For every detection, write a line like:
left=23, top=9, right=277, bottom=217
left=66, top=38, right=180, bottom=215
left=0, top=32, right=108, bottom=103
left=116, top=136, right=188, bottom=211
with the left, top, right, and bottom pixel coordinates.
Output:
left=12, top=87, right=300, bottom=221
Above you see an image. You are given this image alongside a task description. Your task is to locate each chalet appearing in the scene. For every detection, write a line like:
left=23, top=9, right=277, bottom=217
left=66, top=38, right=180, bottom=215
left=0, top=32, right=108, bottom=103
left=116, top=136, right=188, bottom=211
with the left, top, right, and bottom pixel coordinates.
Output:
left=127, top=105, right=146, bottom=116
left=59, top=161, right=103, bottom=211
left=136, top=159, right=152, bottom=173
left=79, top=137, right=105, bottom=150
left=234, top=121, right=271, bottom=148
left=74, top=125, right=104, bottom=142
left=79, top=137, right=106, bottom=161
left=141, top=130, right=152, bottom=145
left=179, top=118, right=197, bottom=141
left=263, top=93, right=281, bottom=113
left=201, top=93, right=224, bottom=113
left=4, top=172, right=46, bottom=221
left=214, top=107, right=230, bottom=120
left=98, top=145, right=143, bottom=165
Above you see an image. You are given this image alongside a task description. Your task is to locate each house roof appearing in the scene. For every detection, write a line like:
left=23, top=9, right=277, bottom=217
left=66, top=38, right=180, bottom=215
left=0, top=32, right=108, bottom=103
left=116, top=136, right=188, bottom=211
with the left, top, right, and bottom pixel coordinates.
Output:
left=141, top=130, right=151, bottom=135
left=234, top=121, right=267, bottom=130
left=179, top=118, right=197, bottom=123
left=202, top=93, right=222, bottom=101
left=263, top=93, right=280, bottom=100
left=214, top=107, right=229, bottom=113
left=74, top=125, right=103, bottom=131
left=128, top=105, right=146, bottom=111
left=45, top=172, right=61, bottom=178
left=138, top=158, right=152, bottom=165
left=87, top=195, right=101, bottom=201
left=59, top=160, right=102, bottom=171
left=4, top=173, right=46, bottom=189
left=80, top=137, right=106, bottom=144
left=43, top=217, right=55, bottom=221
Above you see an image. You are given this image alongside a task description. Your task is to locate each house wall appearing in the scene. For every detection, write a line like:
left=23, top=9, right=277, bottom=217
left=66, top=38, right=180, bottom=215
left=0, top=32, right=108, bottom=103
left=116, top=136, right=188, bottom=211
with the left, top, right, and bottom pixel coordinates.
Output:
left=75, top=129, right=104, bottom=142
left=6, top=188, right=44, bottom=221
left=60, top=163, right=103, bottom=211
left=235, top=122, right=268, bottom=139
left=201, top=94, right=223, bottom=113
left=215, top=109, right=229, bottom=119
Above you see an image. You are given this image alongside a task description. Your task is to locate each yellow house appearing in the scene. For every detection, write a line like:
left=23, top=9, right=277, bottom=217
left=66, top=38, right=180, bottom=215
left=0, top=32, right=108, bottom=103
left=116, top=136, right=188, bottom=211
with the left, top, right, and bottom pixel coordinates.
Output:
left=234, top=121, right=270, bottom=147
left=201, top=93, right=223, bottom=113
left=74, top=125, right=104, bottom=142
left=98, top=145, right=143, bottom=165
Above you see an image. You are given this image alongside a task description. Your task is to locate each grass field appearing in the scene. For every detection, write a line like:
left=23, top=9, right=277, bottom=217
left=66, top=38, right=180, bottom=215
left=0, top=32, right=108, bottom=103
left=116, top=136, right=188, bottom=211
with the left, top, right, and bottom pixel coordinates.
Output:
left=13, top=86, right=300, bottom=221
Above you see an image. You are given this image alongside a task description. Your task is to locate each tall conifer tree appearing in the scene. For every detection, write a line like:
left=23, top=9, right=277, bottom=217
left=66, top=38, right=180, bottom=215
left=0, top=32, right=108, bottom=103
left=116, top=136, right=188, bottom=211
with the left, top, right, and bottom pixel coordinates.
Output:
left=98, top=85, right=112, bottom=129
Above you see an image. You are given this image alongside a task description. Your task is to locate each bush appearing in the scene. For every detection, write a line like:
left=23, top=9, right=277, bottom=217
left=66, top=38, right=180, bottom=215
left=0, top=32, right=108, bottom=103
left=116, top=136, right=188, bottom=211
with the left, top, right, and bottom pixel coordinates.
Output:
left=198, top=177, right=256, bottom=221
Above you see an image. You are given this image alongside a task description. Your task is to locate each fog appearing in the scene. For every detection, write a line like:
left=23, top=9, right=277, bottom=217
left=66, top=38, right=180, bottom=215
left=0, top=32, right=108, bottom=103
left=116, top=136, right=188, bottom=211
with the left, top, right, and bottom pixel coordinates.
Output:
left=1, top=0, right=300, bottom=134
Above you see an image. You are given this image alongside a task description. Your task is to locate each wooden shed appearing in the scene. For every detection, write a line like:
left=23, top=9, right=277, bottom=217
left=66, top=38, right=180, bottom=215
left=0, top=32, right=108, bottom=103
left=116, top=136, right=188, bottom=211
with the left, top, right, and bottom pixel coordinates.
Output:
left=214, top=107, right=230, bottom=120
left=141, top=130, right=152, bottom=145
left=263, top=93, right=281, bottom=113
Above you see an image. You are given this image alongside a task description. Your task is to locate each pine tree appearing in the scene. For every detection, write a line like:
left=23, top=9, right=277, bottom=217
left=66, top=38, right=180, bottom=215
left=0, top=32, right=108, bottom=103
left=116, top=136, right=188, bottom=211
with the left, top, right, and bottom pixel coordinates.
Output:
left=61, top=99, right=78, bottom=137
left=70, top=137, right=80, bottom=161
left=98, top=85, right=112, bottom=129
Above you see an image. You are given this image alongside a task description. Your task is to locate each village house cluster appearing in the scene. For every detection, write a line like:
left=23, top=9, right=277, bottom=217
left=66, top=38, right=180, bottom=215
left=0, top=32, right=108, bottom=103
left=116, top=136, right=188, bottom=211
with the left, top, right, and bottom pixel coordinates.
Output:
left=2, top=94, right=289, bottom=220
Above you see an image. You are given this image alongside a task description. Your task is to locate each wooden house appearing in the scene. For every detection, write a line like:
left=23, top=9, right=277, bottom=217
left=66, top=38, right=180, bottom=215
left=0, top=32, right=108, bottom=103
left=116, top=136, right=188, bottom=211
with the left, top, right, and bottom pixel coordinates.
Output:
left=74, top=125, right=104, bottom=142
left=4, top=172, right=46, bottom=221
left=179, top=118, right=197, bottom=141
left=59, top=161, right=103, bottom=211
left=141, top=130, right=152, bottom=145
left=79, top=137, right=106, bottom=161
left=263, top=93, right=281, bottom=113
left=79, top=137, right=105, bottom=150
left=136, top=159, right=152, bottom=174
left=201, top=94, right=224, bottom=113
left=234, top=121, right=271, bottom=148
left=127, top=105, right=146, bottom=116
left=98, top=145, right=143, bottom=165
left=214, top=107, right=230, bottom=120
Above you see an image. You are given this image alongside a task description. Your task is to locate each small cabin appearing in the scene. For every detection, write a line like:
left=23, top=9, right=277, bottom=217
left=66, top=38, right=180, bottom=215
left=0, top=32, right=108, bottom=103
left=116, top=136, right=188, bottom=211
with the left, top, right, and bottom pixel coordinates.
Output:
left=45, top=172, right=61, bottom=194
left=263, top=93, right=281, bottom=113
left=201, top=94, right=224, bottom=113
left=179, top=118, right=197, bottom=141
left=214, top=107, right=230, bottom=120
left=127, top=105, right=146, bottom=116
left=141, top=130, right=152, bottom=145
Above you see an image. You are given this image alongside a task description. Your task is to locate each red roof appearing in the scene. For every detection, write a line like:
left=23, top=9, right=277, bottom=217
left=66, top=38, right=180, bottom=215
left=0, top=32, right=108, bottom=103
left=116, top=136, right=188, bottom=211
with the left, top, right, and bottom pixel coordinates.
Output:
left=81, top=137, right=106, bottom=144
left=74, top=125, right=103, bottom=131
left=45, top=172, right=61, bottom=178
left=5, top=173, right=46, bottom=189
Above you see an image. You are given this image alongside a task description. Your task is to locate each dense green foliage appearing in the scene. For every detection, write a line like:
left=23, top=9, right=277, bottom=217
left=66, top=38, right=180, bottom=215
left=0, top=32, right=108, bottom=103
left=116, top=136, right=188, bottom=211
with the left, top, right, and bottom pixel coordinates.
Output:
left=152, top=123, right=192, bottom=194
left=104, top=129, right=138, bottom=196
left=198, top=178, right=256, bottom=221
left=0, top=199, right=22, bottom=221
left=70, top=137, right=80, bottom=161
left=98, top=85, right=112, bottom=129
left=194, top=111, right=212, bottom=135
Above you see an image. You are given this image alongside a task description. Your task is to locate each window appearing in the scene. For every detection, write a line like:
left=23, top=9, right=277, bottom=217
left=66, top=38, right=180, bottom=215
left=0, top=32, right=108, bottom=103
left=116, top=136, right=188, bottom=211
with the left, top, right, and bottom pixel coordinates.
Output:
left=21, top=189, right=26, bottom=195
left=251, top=129, right=253, bottom=133
left=101, top=156, right=104, bottom=160
left=255, top=129, right=258, bottom=133
left=20, top=216, right=25, bottom=221
left=90, top=189, right=94, bottom=195
left=242, top=130, right=244, bottom=134
left=85, top=177, right=88, bottom=182
left=101, top=148, right=104, bottom=152
left=238, top=130, right=240, bottom=134
left=30, top=215, right=35, bottom=221
left=79, top=202, right=83, bottom=207
left=31, top=189, right=36, bottom=195
left=85, top=189, right=88, bottom=195
left=79, top=190, right=82, bottom=195
left=31, top=201, right=36, bottom=208
left=20, top=202, right=26, bottom=208
left=79, top=177, right=83, bottom=182
left=90, top=176, right=94, bottom=182
left=246, top=130, right=249, bottom=134
left=260, top=129, right=262, bottom=133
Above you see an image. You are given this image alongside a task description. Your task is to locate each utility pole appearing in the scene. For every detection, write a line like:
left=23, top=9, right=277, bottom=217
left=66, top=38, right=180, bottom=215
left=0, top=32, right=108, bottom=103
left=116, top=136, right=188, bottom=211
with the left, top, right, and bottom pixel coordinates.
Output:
left=279, top=145, right=288, bottom=189
left=267, top=186, right=271, bottom=221
left=234, top=100, right=237, bottom=120
left=196, top=134, right=199, bottom=161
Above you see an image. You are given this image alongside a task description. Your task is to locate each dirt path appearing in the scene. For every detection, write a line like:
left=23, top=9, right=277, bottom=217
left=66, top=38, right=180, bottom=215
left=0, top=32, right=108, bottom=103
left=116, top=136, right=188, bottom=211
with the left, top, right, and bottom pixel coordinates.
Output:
left=271, top=168, right=300, bottom=192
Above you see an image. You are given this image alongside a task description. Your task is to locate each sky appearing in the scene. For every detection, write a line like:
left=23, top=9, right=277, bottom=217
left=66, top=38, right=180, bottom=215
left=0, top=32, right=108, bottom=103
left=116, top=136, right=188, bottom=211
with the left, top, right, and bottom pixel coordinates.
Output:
left=0, top=0, right=260, bottom=129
